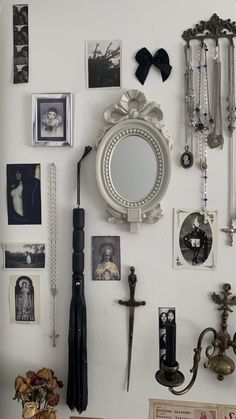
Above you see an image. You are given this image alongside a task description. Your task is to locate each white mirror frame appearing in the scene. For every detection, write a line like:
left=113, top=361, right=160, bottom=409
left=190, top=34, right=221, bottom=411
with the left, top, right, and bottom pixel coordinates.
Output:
left=96, top=89, right=172, bottom=232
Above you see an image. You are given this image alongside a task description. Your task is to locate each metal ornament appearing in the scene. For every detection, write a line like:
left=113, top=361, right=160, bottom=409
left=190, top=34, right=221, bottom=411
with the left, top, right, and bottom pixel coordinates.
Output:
left=118, top=267, right=146, bottom=391
left=156, top=283, right=236, bottom=395
left=180, top=146, right=193, bottom=169
left=48, top=163, right=59, bottom=347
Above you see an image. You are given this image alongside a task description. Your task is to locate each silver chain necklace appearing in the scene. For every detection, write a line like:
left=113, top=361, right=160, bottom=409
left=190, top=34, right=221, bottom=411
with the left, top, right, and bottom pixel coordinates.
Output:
left=48, top=162, right=59, bottom=346
left=221, top=40, right=236, bottom=245
left=180, top=45, right=194, bottom=169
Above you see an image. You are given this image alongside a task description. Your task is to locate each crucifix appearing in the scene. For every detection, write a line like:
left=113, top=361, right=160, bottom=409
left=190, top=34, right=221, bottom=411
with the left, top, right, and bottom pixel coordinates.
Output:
left=118, top=266, right=146, bottom=391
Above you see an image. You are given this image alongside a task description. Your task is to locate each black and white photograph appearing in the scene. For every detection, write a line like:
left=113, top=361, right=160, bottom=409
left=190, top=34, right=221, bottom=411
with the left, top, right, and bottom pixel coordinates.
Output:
left=13, top=5, right=29, bottom=84
left=32, top=93, right=72, bottom=146
left=92, top=236, right=120, bottom=280
left=87, top=40, right=121, bottom=88
left=3, top=243, right=45, bottom=269
left=7, top=163, right=41, bottom=225
left=173, top=209, right=218, bottom=270
left=158, top=307, right=176, bottom=367
left=9, top=275, right=40, bottom=324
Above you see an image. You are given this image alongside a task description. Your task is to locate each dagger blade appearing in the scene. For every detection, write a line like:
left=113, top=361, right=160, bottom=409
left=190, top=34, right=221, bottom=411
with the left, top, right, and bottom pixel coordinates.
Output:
left=119, top=266, right=146, bottom=392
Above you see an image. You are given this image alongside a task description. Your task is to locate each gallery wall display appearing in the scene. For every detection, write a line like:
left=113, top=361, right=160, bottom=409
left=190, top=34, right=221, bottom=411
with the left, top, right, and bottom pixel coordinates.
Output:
left=3, top=242, right=45, bottom=269
left=9, top=275, right=40, bottom=324
left=13, top=4, right=29, bottom=84
left=92, top=236, right=120, bottom=280
left=173, top=209, right=218, bottom=270
left=87, top=40, right=121, bottom=88
left=96, top=89, right=172, bottom=232
left=7, top=163, right=41, bottom=225
left=32, top=93, right=72, bottom=146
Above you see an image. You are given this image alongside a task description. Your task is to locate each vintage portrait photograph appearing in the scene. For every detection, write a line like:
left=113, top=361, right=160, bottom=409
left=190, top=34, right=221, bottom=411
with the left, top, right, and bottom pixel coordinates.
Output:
left=87, top=40, right=121, bottom=88
left=13, top=5, right=29, bottom=84
left=92, top=236, right=120, bottom=280
left=173, top=209, right=218, bottom=270
left=9, top=275, right=40, bottom=324
left=32, top=93, right=72, bottom=146
left=3, top=243, right=45, bottom=269
left=7, top=163, right=41, bottom=225
left=158, top=307, right=176, bottom=367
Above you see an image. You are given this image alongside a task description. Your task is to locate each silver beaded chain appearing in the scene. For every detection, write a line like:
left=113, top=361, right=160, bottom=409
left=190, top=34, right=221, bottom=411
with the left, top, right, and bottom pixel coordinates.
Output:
left=48, top=162, right=59, bottom=347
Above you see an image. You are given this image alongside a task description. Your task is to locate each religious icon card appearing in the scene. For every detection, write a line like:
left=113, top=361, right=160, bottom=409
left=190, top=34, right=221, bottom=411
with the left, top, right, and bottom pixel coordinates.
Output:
left=158, top=307, right=176, bottom=367
left=173, top=209, right=218, bottom=270
left=32, top=93, right=72, bottom=146
left=86, top=40, right=121, bottom=88
left=3, top=243, right=45, bottom=269
left=92, top=236, right=120, bottom=280
left=7, top=163, right=42, bottom=225
left=9, top=275, right=40, bottom=324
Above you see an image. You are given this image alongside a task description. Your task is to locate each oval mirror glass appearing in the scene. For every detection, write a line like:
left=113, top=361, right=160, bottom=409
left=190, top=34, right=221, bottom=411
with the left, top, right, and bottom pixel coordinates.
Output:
left=110, top=135, right=157, bottom=202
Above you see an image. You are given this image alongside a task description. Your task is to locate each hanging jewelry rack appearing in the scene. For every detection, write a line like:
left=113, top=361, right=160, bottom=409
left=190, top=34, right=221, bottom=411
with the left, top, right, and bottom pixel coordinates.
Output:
left=182, top=14, right=236, bottom=244
left=182, top=14, right=236, bottom=46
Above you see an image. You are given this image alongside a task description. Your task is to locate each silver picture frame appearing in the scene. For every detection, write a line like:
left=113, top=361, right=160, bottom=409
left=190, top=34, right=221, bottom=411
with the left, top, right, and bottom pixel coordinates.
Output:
left=32, top=93, right=72, bottom=146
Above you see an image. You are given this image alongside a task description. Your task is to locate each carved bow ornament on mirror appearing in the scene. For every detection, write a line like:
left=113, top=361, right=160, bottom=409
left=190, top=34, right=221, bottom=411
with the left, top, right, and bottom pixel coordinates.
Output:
left=96, top=89, right=172, bottom=232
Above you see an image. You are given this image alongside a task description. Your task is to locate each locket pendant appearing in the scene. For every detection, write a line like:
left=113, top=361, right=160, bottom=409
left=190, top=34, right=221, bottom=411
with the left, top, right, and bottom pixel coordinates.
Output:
left=180, top=146, right=194, bottom=168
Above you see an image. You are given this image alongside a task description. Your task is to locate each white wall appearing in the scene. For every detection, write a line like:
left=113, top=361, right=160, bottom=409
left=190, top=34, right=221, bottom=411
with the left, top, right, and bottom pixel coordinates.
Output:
left=1, top=1, right=236, bottom=418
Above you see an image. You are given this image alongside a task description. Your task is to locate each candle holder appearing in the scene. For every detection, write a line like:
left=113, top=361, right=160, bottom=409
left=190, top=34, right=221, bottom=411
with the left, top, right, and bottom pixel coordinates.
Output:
left=155, top=283, right=236, bottom=395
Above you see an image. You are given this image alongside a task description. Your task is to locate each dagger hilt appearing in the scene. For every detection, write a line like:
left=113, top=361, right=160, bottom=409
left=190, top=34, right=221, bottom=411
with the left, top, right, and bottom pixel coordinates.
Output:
left=118, top=266, right=146, bottom=307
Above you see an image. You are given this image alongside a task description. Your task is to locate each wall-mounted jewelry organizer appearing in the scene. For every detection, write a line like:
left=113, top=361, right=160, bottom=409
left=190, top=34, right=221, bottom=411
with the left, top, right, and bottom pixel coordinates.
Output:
left=181, top=14, right=236, bottom=242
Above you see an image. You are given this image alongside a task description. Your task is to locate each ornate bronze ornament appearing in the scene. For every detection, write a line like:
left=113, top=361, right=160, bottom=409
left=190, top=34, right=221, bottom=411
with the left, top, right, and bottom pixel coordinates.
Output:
left=156, top=283, right=236, bottom=395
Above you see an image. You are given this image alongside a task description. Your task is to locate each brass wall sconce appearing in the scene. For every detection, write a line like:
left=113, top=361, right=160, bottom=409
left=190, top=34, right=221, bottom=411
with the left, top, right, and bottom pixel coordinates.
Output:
left=155, top=283, right=236, bottom=395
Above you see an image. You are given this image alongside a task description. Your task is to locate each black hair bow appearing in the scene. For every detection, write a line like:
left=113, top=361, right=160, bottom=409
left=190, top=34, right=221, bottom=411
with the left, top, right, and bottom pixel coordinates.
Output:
left=135, top=47, right=172, bottom=85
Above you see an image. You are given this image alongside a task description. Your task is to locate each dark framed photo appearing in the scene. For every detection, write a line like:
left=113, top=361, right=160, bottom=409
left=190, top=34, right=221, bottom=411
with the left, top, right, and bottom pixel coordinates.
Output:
left=92, top=236, right=120, bottom=280
left=158, top=307, right=176, bottom=367
left=32, top=93, right=72, bottom=146
left=173, top=209, right=218, bottom=270
left=87, top=40, right=121, bottom=88
left=7, top=163, right=41, bottom=225
left=3, top=243, right=45, bottom=269
left=9, top=274, right=40, bottom=324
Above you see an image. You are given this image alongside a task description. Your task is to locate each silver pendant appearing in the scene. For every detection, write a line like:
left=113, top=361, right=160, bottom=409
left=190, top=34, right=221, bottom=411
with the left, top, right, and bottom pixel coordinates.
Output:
left=180, top=146, right=194, bottom=169
left=207, top=132, right=224, bottom=149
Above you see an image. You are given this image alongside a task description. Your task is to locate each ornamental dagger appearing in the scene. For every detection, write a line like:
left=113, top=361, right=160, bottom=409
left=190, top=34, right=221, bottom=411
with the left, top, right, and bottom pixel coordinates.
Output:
left=119, top=266, right=146, bottom=391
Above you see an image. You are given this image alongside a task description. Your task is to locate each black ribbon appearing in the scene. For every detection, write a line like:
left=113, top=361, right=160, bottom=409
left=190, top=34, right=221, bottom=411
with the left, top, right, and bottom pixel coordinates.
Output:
left=135, top=47, right=172, bottom=85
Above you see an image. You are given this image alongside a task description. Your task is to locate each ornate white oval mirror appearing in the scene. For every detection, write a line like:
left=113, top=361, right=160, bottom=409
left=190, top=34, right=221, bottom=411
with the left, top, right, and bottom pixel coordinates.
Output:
left=96, top=89, right=172, bottom=232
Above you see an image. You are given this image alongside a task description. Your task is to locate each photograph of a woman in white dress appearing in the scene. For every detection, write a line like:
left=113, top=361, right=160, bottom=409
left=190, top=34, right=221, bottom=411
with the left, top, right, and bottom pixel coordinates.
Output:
left=92, top=236, right=120, bottom=280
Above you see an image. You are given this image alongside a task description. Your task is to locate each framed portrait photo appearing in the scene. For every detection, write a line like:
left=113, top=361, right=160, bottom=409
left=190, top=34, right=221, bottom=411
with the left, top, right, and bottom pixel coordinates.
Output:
left=173, top=208, right=218, bottom=270
left=32, top=93, right=72, bottom=146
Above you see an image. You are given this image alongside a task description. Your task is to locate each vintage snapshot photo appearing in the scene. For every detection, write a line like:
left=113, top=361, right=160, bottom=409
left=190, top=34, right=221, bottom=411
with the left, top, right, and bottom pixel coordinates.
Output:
left=173, top=209, right=218, bottom=270
left=158, top=307, right=176, bottom=367
left=149, top=399, right=225, bottom=419
left=92, top=236, right=120, bottom=280
left=9, top=275, right=40, bottom=324
left=3, top=243, right=45, bottom=269
left=13, top=5, right=29, bottom=84
left=32, top=93, right=72, bottom=146
left=7, top=163, right=41, bottom=225
left=87, top=40, right=121, bottom=88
